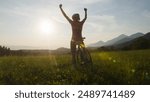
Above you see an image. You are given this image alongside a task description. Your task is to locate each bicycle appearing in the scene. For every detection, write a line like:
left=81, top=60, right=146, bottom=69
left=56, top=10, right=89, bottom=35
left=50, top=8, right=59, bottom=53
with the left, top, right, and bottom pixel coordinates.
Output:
left=73, top=37, right=93, bottom=66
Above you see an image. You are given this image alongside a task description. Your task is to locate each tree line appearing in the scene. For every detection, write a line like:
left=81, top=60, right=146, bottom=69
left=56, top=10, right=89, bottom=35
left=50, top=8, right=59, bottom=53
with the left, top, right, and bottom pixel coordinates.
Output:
left=0, top=45, right=51, bottom=56
left=0, top=45, right=11, bottom=56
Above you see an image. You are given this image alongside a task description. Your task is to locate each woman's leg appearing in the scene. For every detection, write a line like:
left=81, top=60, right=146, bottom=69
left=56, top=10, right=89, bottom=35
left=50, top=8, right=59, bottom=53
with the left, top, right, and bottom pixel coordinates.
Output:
left=70, top=41, right=76, bottom=65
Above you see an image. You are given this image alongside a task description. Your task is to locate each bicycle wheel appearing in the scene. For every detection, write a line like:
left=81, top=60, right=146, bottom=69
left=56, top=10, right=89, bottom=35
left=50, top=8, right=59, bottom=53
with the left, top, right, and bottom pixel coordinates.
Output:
left=82, top=48, right=93, bottom=64
left=76, top=47, right=92, bottom=65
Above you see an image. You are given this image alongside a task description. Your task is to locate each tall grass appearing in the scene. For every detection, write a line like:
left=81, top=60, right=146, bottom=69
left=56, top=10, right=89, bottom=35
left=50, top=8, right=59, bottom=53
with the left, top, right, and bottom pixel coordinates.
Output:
left=0, top=50, right=149, bottom=84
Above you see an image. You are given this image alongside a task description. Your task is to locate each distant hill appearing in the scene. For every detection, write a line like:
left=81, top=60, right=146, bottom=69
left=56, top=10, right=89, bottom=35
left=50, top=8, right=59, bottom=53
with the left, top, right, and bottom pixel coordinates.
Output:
left=129, top=32, right=144, bottom=39
left=105, top=34, right=128, bottom=46
left=113, top=32, right=144, bottom=45
left=115, top=32, right=150, bottom=50
left=89, top=32, right=144, bottom=47
left=7, top=45, right=70, bottom=54
left=89, top=41, right=105, bottom=47
left=52, top=47, right=70, bottom=54
left=89, top=34, right=127, bottom=47
left=9, top=47, right=70, bottom=56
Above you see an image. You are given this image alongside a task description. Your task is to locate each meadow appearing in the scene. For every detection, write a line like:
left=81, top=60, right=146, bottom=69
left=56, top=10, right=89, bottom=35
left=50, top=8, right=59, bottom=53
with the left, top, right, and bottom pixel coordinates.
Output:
left=0, top=49, right=150, bottom=85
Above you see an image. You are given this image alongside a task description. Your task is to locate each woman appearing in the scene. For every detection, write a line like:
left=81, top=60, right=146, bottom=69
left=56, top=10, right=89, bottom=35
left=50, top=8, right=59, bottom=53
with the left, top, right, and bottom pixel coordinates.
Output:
left=59, top=4, right=87, bottom=66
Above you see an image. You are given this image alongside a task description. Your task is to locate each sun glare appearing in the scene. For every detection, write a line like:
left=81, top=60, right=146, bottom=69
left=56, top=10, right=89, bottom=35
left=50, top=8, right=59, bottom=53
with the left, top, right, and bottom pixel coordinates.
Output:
left=39, top=19, right=55, bottom=34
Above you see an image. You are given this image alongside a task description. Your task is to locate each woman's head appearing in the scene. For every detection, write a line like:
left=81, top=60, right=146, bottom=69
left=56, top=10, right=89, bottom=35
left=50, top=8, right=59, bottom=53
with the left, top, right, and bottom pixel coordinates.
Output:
left=72, top=13, right=80, bottom=21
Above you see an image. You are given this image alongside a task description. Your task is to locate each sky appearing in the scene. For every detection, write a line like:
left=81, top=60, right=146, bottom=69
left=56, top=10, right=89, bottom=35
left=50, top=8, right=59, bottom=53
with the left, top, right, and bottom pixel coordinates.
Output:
left=0, top=0, right=150, bottom=50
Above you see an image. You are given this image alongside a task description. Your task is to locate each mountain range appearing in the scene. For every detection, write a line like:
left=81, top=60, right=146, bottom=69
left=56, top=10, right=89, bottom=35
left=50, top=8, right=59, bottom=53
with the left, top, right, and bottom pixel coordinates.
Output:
left=89, top=32, right=150, bottom=51
left=115, top=32, right=150, bottom=50
left=88, top=32, right=144, bottom=47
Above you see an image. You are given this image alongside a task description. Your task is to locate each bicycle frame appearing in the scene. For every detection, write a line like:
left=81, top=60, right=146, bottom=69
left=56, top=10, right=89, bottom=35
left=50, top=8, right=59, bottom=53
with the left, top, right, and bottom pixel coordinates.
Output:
left=72, top=37, right=86, bottom=49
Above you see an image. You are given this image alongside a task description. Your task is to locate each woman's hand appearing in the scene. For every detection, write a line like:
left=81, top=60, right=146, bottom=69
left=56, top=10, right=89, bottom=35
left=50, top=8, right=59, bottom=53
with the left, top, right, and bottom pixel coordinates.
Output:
left=59, top=4, right=62, bottom=8
left=84, top=8, right=87, bottom=12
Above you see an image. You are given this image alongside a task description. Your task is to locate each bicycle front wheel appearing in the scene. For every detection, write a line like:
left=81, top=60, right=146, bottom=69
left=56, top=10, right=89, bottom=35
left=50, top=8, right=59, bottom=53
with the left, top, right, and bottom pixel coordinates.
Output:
left=76, top=47, right=92, bottom=65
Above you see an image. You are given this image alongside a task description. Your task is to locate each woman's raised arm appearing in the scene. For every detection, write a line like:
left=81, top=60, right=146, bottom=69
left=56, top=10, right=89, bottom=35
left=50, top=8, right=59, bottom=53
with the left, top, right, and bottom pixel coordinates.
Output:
left=59, top=4, right=72, bottom=23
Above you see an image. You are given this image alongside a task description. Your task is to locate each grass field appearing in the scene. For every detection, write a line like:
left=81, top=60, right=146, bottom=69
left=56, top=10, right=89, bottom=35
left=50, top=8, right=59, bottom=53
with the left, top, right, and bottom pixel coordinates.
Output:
left=0, top=49, right=150, bottom=85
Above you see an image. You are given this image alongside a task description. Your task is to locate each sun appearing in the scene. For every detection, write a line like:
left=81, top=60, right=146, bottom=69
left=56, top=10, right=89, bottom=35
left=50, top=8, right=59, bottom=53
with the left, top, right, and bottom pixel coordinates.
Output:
left=39, top=19, right=55, bottom=34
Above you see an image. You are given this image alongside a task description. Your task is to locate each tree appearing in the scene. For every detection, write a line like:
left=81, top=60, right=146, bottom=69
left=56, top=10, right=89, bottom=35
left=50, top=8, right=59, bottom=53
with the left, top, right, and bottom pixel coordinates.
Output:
left=0, top=45, right=11, bottom=56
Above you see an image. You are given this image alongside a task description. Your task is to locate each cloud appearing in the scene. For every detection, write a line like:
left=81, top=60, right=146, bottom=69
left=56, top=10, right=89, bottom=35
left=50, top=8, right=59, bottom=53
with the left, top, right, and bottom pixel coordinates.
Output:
left=64, top=0, right=111, bottom=4
left=87, top=15, right=118, bottom=33
left=143, top=10, right=150, bottom=18
left=59, top=0, right=111, bottom=9
left=77, top=0, right=107, bottom=4
left=0, top=5, right=33, bottom=18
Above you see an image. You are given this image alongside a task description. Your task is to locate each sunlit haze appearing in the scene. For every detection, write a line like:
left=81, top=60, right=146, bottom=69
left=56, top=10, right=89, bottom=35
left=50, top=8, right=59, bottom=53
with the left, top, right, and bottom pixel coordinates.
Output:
left=38, top=19, right=55, bottom=35
left=0, top=0, right=150, bottom=50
